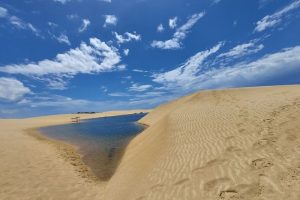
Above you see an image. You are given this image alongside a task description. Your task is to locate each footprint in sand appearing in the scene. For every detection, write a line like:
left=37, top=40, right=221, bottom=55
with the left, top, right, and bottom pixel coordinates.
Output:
left=251, top=158, right=273, bottom=170
left=218, top=190, right=238, bottom=199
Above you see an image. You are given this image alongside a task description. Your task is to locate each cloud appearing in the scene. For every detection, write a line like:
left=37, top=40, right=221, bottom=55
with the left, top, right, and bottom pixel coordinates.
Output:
left=218, top=41, right=264, bottom=59
left=55, top=33, right=71, bottom=45
left=48, top=21, right=58, bottom=28
left=0, top=6, right=8, bottom=17
left=157, top=24, right=164, bottom=32
left=259, top=0, right=275, bottom=8
left=100, top=0, right=112, bottom=2
left=67, top=14, right=79, bottom=20
left=0, top=38, right=124, bottom=89
left=108, top=92, right=131, bottom=97
left=0, top=78, right=31, bottom=102
left=129, top=83, right=152, bottom=92
left=151, top=12, right=205, bottom=50
left=212, top=0, right=222, bottom=4
left=153, top=42, right=223, bottom=90
left=123, top=49, right=130, bottom=56
left=132, top=69, right=148, bottom=73
left=254, top=0, right=300, bottom=32
left=113, top=31, right=141, bottom=44
left=104, top=15, right=118, bottom=27
left=169, top=17, right=178, bottom=29
left=153, top=43, right=300, bottom=94
left=53, top=0, right=71, bottom=4
left=0, top=6, right=41, bottom=37
left=78, top=19, right=91, bottom=32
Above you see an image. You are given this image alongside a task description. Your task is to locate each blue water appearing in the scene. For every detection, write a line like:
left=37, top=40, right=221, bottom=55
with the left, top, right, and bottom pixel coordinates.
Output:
left=39, top=113, right=147, bottom=180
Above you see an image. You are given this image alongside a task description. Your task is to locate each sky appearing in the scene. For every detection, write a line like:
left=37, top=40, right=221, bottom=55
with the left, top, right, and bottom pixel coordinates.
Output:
left=0, top=0, right=300, bottom=118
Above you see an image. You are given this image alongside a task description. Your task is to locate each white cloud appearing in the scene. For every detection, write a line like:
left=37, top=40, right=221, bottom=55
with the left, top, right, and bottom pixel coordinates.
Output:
left=123, top=49, right=130, bottom=56
left=218, top=41, right=264, bottom=59
left=169, top=17, right=178, bottom=29
left=254, top=0, right=300, bottom=32
left=0, top=7, right=41, bottom=37
left=132, top=69, right=148, bottom=73
left=0, top=6, right=8, bottom=17
left=104, top=15, right=118, bottom=27
left=48, top=21, right=58, bottom=28
left=259, top=0, right=275, bottom=8
left=113, top=31, right=141, bottom=44
left=153, top=42, right=223, bottom=89
left=129, top=83, right=152, bottom=92
left=53, top=0, right=71, bottom=4
left=0, top=78, right=31, bottom=102
left=0, top=38, right=124, bottom=89
left=67, top=14, right=78, bottom=20
left=212, top=0, right=222, bottom=4
left=157, top=24, right=164, bottom=32
left=78, top=19, right=91, bottom=32
left=151, top=12, right=205, bottom=50
left=55, top=33, right=71, bottom=45
left=153, top=44, right=300, bottom=93
left=100, top=0, right=112, bottom=2
left=108, top=92, right=131, bottom=97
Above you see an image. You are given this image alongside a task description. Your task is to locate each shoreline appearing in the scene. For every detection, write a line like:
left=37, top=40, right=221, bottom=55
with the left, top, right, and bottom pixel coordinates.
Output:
left=24, top=112, right=150, bottom=182
left=25, top=128, right=98, bottom=182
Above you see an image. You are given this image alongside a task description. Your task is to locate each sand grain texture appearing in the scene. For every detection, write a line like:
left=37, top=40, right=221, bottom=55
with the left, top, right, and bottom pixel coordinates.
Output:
left=104, top=86, right=300, bottom=200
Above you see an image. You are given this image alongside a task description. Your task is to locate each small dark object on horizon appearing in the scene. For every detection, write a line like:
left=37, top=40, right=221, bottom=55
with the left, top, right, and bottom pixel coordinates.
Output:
left=77, top=112, right=97, bottom=114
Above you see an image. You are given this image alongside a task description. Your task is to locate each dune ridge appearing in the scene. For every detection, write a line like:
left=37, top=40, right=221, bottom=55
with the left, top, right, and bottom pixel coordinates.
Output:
left=103, top=85, right=300, bottom=200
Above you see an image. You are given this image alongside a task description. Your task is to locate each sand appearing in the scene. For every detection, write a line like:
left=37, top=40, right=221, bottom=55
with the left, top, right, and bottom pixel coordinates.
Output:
left=0, top=110, right=149, bottom=200
left=1, top=86, right=300, bottom=200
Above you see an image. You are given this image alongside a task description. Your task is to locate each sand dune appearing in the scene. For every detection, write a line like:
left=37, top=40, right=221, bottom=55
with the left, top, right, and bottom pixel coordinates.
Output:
left=1, top=86, right=300, bottom=200
left=103, top=85, right=300, bottom=200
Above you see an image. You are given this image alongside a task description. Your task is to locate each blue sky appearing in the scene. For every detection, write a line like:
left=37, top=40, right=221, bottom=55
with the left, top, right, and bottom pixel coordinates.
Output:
left=0, top=0, right=300, bottom=118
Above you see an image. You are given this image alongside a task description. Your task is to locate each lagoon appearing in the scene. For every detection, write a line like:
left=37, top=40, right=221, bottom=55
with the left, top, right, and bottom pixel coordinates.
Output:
left=39, top=113, right=147, bottom=180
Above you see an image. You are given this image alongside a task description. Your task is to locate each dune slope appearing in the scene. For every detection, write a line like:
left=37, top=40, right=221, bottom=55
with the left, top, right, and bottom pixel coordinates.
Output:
left=104, top=85, right=300, bottom=200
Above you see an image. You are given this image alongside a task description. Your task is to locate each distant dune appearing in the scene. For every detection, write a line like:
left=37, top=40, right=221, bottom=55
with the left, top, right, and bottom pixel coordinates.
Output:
left=1, top=86, right=300, bottom=200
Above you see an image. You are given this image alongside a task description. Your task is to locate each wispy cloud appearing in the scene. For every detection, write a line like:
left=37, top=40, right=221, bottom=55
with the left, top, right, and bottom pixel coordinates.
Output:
left=129, top=83, right=152, bottom=92
left=217, top=40, right=264, bottom=60
left=132, top=69, right=149, bottom=73
left=0, top=78, right=31, bottom=102
left=152, top=43, right=300, bottom=94
left=157, top=24, right=164, bottom=32
left=153, top=42, right=223, bottom=90
left=151, top=12, right=205, bottom=50
left=78, top=19, right=91, bottom=32
left=55, top=33, right=71, bottom=45
left=0, top=6, right=41, bottom=37
left=53, top=0, right=71, bottom=4
left=66, top=14, right=78, bottom=20
left=113, top=31, right=141, bottom=44
left=254, top=0, right=300, bottom=32
left=169, top=17, right=178, bottom=29
left=104, top=15, right=118, bottom=27
left=123, top=49, right=130, bottom=56
left=0, top=38, right=124, bottom=90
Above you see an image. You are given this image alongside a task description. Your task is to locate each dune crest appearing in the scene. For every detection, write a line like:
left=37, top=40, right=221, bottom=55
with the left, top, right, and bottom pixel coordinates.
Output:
left=104, top=86, right=300, bottom=200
